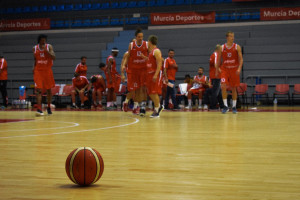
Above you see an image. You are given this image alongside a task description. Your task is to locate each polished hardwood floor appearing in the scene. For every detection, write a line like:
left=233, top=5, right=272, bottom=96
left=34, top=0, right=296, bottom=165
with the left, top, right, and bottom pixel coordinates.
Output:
left=0, top=108, right=300, bottom=200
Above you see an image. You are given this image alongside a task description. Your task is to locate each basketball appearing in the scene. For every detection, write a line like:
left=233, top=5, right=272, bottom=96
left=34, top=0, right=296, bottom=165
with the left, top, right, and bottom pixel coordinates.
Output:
left=65, top=147, right=104, bottom=186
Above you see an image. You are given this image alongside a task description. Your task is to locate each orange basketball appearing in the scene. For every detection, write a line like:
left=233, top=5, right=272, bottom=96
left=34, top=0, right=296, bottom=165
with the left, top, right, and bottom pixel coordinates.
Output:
left=65, top=147, right=104, bottom=186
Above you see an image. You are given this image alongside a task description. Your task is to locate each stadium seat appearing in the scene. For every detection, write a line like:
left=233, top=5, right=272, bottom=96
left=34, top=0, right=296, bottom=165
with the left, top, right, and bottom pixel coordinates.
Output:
left=252, top=84, right=269, bottom=105
left=56, top=5, right=65, bottom=11
left=55, top=20, right=65, bottom=28
left=223, top=0, right=232, bottom=2
left=128, top=1, right=137, bottom=8
left=39, top=6, right=47, bottom=12
left=50, top=21, right=56, bottom=28
left=157, top=0, right=166, bottom=6
left=82, top=19, right=91, bottom=27
left=48, top=5, right=57, bottom=12
left=15, top=7, right=22, bottom=13
left=137, top=1, right=147, bottom=7
left=31, top=6, right=39, bottom=12
left=83, top=4, right=91, bottom=10
left=0, top=8, right=6, bottom=14
left=204, top=0, right=214, bottom=4
left=110, top=18, right=122, bottom=26
left=166, top=0, right=175, bottom=5
left=74, top=4, right=83, bottom=11
left=237, top=83, right=248, bottom=108
left=119, top=2, right=128, bottom=8
left=91, top=3, right=101, bottom=10
left=230, top=13, right=240, bottom=21
left=175, top=0, right=186, bottom=5
left=6, top=8, right=14, bottom=14
left=193, top=0, right=204, bottom=4
left=251, top=12, right=260, bottom=19
left=65, top=4, right=73, bottom=11
left=139, top=16, right=149, bottom=24
left=111, top=2, right=119, bottom=9
left=100, top=18, right=109, bottom=26
left=273, top=84, right=290, bottom=105
left=219, top=13, right=230, bottom=21
left=215, top=0, right=224, bottom=3
left=91, top=19, right=101, bottom=26
left=240, top=12, right=251, bottom=20
left=292, top=84, right=300, bottom=104
left=127, top=17, right=139, bottom=25
left=148, top=0, right=156, bottom=7
left=101, top=3, right=110, bottom=9
left=64, top=20, right=72, bottom=28
left=72, top=20, right=82, bottom=27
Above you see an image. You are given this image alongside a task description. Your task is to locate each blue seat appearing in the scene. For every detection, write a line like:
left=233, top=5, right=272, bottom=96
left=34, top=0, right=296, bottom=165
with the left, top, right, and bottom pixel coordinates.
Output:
left=31, top=6, right=39, bottom=12
left=65, top=20, right=72, bottom=28
left=156, top=0, right=165, bottom=6
left=83, top=4, right=91, bottom=10
left=15, top=7, right=22, bottom=13
left=100, top=19, right=109, bottom=26
left=230, top=13, right=240, bottom=20
left=82, top=19, right=91, bottom=27
left=39, top=6, right=47, bottom=12
left=240, top=12, right=250, bottom=20
left=223, top=0, right=232, bottom=2
left=65, top=4, right=73, bottom=11
left=74, top=4, right=83, bottom=11
left=0, top=8, right=6, bottom=14
left=119, top=2, right=128, bottom=8
left=128, top=1, right=137, bottom=8
left=91, top=19, right=101, bottom=26
left=175, top=0, right=186, bottom=5
left=148, top=0, right=156, bottom=7
left=215, top=0, right=224, bottom=3
left=139, top=16, right=149, bottom=24
left=137, top=1, right=147, bottom=7
left=111, top=2, right=119, bottom=9
left=193, top=0, right=204, bottom=4
left=204, top=0, right=214, bottom=4
left=101, top=3, right=110, bottom=9
left=251, top=12, right=260, bottom=19
left=166, top=0, right=175, bottom=5
left=219, top=13, right=230, bottom=21
left=91, top=3, right=101, bottom=10
left=55, top=20, right=65, bottom=28
left=72, top=20, right=82, bottom=27
left=50, top=21, right=56, bottom=28
left=127, top=17, right=139, bottom=25
left=48, top=5, right=57, bottom=12
left=56, top=5, right=65, bottom=12
left=111, top=18, right=121, bottom=26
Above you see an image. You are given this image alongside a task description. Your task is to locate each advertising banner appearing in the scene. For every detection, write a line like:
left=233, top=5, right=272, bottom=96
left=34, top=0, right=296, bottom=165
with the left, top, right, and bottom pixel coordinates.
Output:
left=0, top=18, right=50, bottom=31
left=261, top=7, right=300, bottom=21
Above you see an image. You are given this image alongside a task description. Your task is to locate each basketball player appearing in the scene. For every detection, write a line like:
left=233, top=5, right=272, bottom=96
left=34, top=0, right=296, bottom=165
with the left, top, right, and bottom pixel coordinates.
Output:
left=75, top=56, right=87, bottom=77
left=71, top=72, right=90, bottom=109
left=209, top=44, right=222, bottom=110
left=216, top=31, right=243, bottom=114
left=185, top=67, right=209, bottom=109
left=146, top=35, right=164, bottom=118
left=127, top=28, right=148, bottom=116
left=32, top=34, right=56, bottom=116
left=90, top=75, right=106, bottom=108
left=0, top=54, right=8, bottom=108
left=164, top=49, right=179, bottom=110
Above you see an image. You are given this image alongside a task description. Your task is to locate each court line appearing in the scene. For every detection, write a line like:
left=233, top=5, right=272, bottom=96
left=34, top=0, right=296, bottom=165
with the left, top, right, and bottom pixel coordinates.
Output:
left=0, top=121, right=80, bottom=132
left=0, top=117, right=139, bottom=139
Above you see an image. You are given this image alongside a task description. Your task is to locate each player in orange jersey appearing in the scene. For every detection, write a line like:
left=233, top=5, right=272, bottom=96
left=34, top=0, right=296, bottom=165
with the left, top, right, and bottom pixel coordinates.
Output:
left=90, top=75, right=106, bottom=108
left=127, top=28, right=148, bottom=116
left=71, top=72, right=90, bottom=109
left=0, top=54, right=8, bottom=108
left=185, top=67, right=209, bottom=110
left=163, top=49, right=179, bottom=110
left=145, top=35, right=164, bottom=118
left=216, top=31, right=243, bottom=114
left=32, top=34, right=56, bottom=116
left=75, top=56, right=88, bottom=77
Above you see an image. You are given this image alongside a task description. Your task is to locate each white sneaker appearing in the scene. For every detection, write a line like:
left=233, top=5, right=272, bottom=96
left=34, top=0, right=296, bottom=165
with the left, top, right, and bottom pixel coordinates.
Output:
left=185, top=105, right=192, bottom=109
left=36, top=109, right=44, bottom=116
left=203, top=105, right=208, bottom=110
left=198, top=105, right=202, bottom=109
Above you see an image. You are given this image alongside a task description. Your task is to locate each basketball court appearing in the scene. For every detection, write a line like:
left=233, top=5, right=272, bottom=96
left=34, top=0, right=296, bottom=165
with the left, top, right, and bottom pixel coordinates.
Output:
left=1, top=108, right=300, bottom=200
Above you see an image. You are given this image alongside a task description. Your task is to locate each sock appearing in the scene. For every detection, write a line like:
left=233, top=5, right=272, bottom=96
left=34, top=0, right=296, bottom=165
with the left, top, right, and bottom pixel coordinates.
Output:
left=38, top=104, right=42, bottom=110
left=223, top=99, right=228, bottom=107
left=124, top=98, right=129, bottom=103
left=169, top=98, right=172, bottom=104
left=232, top=100, right=237, bottom=108
left=148, top=100, right=152, bottom=107
left=155, top=106, right=159, bottom=113
left=114, top=101, right=117, bottom=106
left=94, top=101, right=97, bottom=105
left=134, top=102, right=138, bottom=109
left=107, top=102, right=111, bottom=107
left=188, top=99, right=191, bottom=106
left=98, top=101, right=102, bottom=105
left=163, top=100, right=165, bottom=105
left=140, top=101, right=146, bottom=109
left=199, top=99, right=202, bottom=106
left=81, top=104, right=84, bottom=106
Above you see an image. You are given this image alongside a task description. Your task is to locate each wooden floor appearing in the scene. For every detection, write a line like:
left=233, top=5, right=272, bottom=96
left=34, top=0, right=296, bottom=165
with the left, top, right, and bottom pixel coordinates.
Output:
left=0, top=108, right=300, bottom=200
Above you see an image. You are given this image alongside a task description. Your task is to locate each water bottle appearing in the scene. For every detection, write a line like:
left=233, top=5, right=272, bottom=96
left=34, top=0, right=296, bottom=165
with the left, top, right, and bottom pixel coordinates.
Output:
left=273, top=98, right=278, bottom=106
left=19, top=86, right=26, bottom=100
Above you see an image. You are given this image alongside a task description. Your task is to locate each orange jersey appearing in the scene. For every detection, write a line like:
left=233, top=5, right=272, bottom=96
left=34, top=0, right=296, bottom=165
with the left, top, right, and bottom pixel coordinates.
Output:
left=91, top=75, right=105, bottom=90
left=75, top=63, right=87, bottom=77
left=72, top=76, right=89, bottom=90
left=34, top=44, right=53, bottom=71
left=221, top=43, right=239, bottom=69
left=209, top=51, right=221, bottom=79
left=128, top=40, right=148, bottom=70
left=105, top=55, right=118, bottom=76
left=0, top=58, right=8, bottom=80
left=164, top=57, right=177, bottom=80
left=147, top=48, right=161, bottom=74
left=191, top=75, right=208, bottom=89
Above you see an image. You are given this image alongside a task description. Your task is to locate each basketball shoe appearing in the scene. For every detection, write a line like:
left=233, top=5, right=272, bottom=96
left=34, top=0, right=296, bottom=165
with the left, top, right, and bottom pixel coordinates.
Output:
left=122, top=102, right=128, bottom=112
left=132, top=107, right=140, bottom=115
left=47, top=107, right=52, bottom=115
left=232, top=107, right=238, bottom=114
left=139, top=108, right=146, bottom=117
left=36, top=109, right=44, bottom=116
left=222, top=106, right=229, bottom=114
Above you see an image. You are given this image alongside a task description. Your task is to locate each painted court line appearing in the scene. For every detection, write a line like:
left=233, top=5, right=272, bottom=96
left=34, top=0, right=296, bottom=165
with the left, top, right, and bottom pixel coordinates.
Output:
left=0, top=117, right=139, bottom=139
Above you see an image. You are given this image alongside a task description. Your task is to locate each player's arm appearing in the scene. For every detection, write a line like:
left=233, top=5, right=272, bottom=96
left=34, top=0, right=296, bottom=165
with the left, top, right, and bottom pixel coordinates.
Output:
left=107, top=58, right=113, bottom=83
left=153, top=49, right=162, bottom=82
left=121, top=52, right=129, bottom=82
left=216, top=51, right=222, bottom=76
left=46, top=44, right=56, bottom=60
left=0, top=59, right=4, bottom=74
left=163, top=58, right=168, bottom=82
left=237, top=45, right=243, bottom=74
left=100, top=76, right=106, bottom=89
left=32, top=47, right=36, bottom=73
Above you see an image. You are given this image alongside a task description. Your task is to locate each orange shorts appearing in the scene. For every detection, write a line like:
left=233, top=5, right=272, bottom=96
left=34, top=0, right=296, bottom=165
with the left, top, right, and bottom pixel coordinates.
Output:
left=107, top=74, right=121, bottom=92
left=127, top=69, right=146, bottom=92
left=146, top=72, right=162, bottom=95
left=221, top=67, right=240, bottom=87
left=34, top=70, right=55, bottom=90
left=93, top=87, right=105, bottom=93
left=189, top=88, right=205, bottom=95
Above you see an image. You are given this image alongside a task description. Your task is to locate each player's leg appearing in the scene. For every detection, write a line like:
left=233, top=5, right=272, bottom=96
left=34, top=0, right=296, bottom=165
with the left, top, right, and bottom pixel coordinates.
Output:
left=198, top=90, right=203, bottom=109
left=186, top=89, right=193, bottom=109
left=92, top=89, right=97, bottom=107
left=112, top=88, right=117, bottom=109
left=78, top=90, right=85, bottom=108
left=97, top=90, right=103, bottom=107
left=0, top=80, right=8, bottom=107
left=46, top=89, right=52, bottom=114
left=139, top=70, right=147, bottom=116
left=211, top=79, right=221, bottom=109
left=231, top=87, right=238, bottom=114
left=221, top=68, right=229, bottom=114
left=35, top=88, right=44, bottom=115
left=71, top=89, right=78, bottom=108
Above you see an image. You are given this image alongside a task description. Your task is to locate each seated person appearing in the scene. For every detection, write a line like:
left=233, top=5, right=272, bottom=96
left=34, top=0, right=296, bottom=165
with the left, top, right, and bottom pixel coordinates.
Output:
left=71, top=72, right=90, bottom=109
left=186, top=67, right=209, bottom=109
left=91, top=75, right=106, bottom=108
left=203, top=84, right=224, bottom=110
